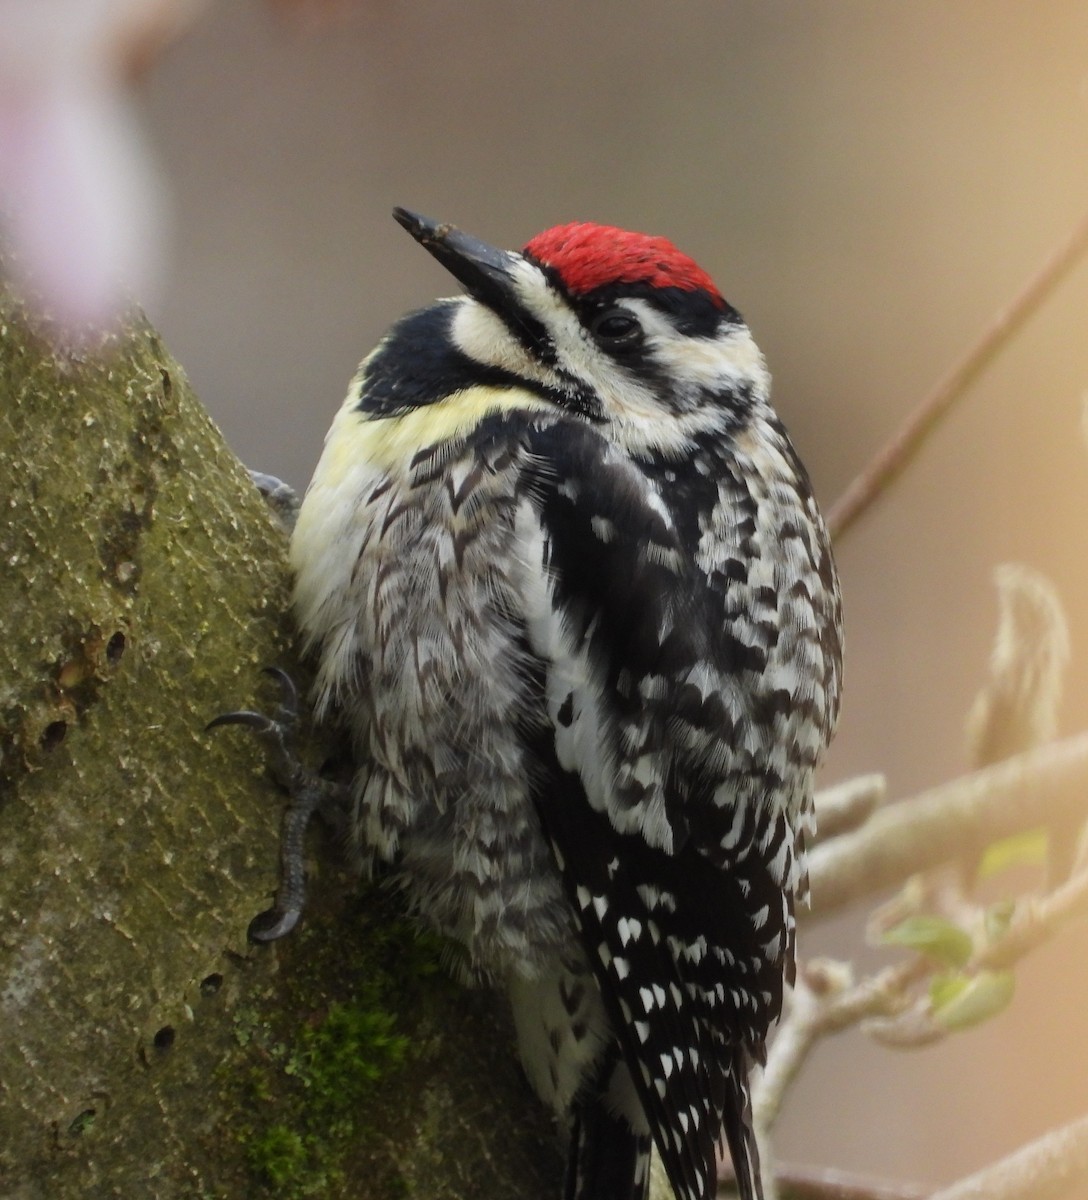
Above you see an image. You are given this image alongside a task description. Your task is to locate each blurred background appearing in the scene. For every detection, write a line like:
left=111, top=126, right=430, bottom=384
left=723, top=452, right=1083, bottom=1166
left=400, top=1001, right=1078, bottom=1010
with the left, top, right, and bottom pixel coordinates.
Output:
left=117, top=0, right=1088, bottom=1188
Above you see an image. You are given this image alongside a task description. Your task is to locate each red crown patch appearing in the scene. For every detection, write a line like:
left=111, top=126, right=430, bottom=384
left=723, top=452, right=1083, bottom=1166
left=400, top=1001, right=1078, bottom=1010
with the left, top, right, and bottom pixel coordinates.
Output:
left=523, top=222, right=723, bottom=306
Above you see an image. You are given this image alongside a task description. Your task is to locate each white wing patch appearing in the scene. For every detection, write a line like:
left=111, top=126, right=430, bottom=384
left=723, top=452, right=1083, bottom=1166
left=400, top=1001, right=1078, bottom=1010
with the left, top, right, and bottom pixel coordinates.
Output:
left=512, top=498, right=680, bottom=854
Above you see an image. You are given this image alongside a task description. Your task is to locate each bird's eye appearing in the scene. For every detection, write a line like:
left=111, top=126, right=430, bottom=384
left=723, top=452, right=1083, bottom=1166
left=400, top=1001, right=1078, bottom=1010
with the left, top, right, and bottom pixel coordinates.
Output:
left=590, top=307, right=643, bottom=349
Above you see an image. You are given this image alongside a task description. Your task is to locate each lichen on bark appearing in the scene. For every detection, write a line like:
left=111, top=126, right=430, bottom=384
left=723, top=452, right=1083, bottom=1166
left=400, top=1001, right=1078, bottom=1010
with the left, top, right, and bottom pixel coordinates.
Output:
left=0, top=287, right=561, bottom=1198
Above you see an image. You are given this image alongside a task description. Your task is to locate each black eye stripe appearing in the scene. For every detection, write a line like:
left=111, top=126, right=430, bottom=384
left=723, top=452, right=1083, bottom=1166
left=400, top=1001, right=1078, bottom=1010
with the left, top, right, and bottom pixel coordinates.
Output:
left=576, top=283, right=740, bottom=339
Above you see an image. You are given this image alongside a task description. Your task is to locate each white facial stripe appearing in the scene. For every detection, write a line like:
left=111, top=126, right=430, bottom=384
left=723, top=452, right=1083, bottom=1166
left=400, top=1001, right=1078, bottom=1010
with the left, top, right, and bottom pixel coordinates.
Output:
left=623, top=298, right=771, bottom=401
left=453, top=265, right=647, bottom=417
left=451, top=299, right=557, bottom=385
left=504, top=268, right=666, bottom=419
left=448, top=258, right=769, bottom=460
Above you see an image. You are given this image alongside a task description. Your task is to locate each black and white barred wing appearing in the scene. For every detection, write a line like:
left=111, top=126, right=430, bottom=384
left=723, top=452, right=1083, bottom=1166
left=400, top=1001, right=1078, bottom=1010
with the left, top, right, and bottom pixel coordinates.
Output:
left=514, top=420, right=788, bottom=1200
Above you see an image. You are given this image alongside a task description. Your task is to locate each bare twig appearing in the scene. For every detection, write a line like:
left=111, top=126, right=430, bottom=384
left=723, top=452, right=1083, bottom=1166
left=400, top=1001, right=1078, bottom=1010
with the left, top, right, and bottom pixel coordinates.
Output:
left=814, top=774, right=887, bottom=842
left=927, top=1112, right=1088, bottom=1200
left=806, top=732, right=1088, bottom=920
left=804, top=859, right=1088, bottom=1050
left=965, top=565, right=1070, bottom=770
left=773, top=1165, right=928, bottom=1200
left=755, top=959, right=919, bottom=1131
left=828, top=209, right=1088, bottom=541
left=757, top=744, right=1088, bottom=1136
left=977, top=862, right=1088, bottom=971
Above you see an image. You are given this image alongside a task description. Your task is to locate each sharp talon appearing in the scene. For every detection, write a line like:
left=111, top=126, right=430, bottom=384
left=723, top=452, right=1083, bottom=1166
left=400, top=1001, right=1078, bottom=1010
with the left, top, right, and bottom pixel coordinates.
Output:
left=213, top=670, right=342, bottom=945
left=248, top=906, right=302, bottom=943
left=261, top=666, right=299, bottom=717
left=206, top=710, right=274, bottom=733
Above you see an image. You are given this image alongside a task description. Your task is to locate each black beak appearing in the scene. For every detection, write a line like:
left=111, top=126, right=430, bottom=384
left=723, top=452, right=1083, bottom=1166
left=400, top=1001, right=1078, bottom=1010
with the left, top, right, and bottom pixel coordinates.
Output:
left=393, top=207, right=525, bottom=316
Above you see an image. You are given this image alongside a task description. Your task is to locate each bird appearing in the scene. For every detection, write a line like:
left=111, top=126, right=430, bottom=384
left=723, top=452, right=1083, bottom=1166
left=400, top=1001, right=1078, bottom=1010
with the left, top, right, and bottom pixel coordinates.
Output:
left=261, top=209, right=842, bottom=1200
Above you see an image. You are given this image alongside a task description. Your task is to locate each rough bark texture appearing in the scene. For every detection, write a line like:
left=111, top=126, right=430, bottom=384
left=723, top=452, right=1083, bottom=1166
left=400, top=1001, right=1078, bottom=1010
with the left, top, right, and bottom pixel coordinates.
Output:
left=0, top=288, right=562, bottom=1199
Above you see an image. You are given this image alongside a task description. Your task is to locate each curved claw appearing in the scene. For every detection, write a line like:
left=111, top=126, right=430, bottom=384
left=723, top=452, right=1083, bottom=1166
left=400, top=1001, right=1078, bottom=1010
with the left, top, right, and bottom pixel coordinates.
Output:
left=206, top=705, right=277, bottom=734
left=248, top=906, right=302, bottom=943
left=248, top=471, right=301, bottom=532
left=206, top=710, right=275, bottom=733
left=210, top=669, right=334, bottom=946
left=261, top=666, right=299, bottom=718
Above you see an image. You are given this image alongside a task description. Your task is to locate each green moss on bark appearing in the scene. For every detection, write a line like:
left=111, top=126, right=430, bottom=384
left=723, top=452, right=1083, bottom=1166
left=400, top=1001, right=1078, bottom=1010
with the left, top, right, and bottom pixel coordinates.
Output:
left=0, top=288, right=563, bottom=1199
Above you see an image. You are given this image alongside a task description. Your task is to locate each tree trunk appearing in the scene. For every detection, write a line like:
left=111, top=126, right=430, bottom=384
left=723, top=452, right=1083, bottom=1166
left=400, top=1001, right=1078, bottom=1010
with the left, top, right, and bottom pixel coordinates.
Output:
left=0, top=282, right=562, bottom=1199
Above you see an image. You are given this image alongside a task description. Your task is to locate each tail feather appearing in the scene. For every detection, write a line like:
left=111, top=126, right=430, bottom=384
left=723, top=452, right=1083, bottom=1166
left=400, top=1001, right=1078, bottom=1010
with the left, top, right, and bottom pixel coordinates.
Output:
left=567, top=1100, right=652, bottom=1200
left=719, top=1053, right=763, bottom=1200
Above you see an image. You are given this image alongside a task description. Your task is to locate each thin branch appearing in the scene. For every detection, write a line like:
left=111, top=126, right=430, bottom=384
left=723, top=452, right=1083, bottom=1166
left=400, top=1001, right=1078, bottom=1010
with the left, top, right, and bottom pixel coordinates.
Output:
left=774, top=1165, right=928, bottom=1200
left=814, top=774, right=887, bottom=842
left=805, top=732, right=1088, bottom=921
left=755, top=959, right=919, bottom=1131
left=927, top=1112, right=1088, bottom=1200
left=977, top=861, right=1088, bottom=971
left=828, top=208, right=1088, bottom=540
left=757, top=743, right=1088, bottom=1129
left=787, top=859, right=1088, bottom=1052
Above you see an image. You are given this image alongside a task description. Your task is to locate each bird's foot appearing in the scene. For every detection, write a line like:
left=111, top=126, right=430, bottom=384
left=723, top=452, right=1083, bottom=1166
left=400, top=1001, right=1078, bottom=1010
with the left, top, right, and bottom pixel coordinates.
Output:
left=248, top=469, right=301, bottom=531
left=208, top=667, right=349, bottom=942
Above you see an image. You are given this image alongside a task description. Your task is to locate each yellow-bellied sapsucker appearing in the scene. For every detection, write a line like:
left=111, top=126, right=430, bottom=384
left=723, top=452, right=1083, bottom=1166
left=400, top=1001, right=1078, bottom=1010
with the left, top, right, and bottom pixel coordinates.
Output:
left=229, top=210, right=843, bottom=1200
